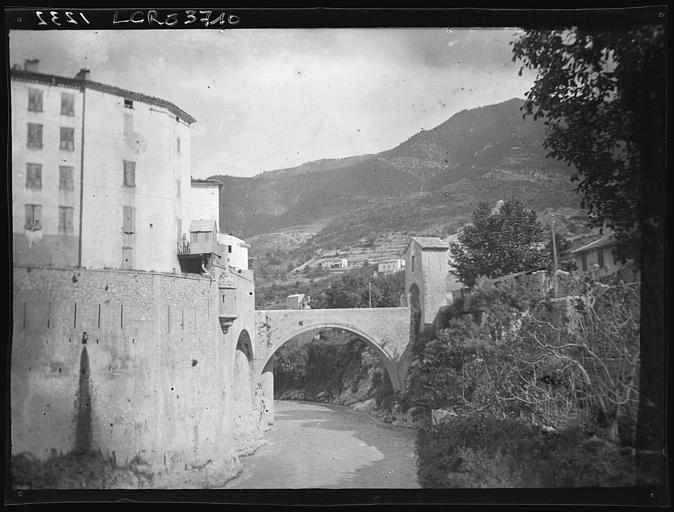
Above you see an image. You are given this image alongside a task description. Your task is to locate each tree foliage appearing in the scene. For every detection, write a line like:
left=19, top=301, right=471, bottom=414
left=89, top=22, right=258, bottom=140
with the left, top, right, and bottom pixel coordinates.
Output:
left=449, top=199, right=550, bottom=287
left=313, top=266, right=404, bottom=309
left=512, top=23, right=665, bottom=484
left=512, top=26, right=665, bottom=262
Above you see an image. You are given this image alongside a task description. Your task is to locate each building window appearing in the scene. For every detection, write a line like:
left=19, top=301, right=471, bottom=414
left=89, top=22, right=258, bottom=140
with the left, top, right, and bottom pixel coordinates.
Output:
left=27, top=123, right=43, bottom=149
left=612, top=250, right=617, bottom=266
left=25, top=204, right=42, bottom=231
left=59, top=165, right=75, bottom=191
left=60, top=127, right=75, bottom=151
left=411, top=255, right=415, bottom=272
left=122, top=206, right=136, bottom=234
left=61, top=93, right=75, bottom=116
left=124, top=113, right=134, bottom=136
left=176, top=179, right=181, bottom=198
left=58, top=206, right=74, bottom=234
left=581, top=253, right=588, bottom=271
left=124, top=98, right=134, bottom=109
left=597, top=249, right=605, bottom=268
left=190, top=232, right=198, bottom=244
left=228, top=245, right=232, bottom=254
left=25, top=163, right=42, bottom=189
left=204, top=232, right=210, bottom=243
left=28, top=88, right=43, bottom=112
left=176, top=137, right=181, bottom=154
left=123, top=160, right=136, bottom=187
left=122, top=246, right=134, bottom=269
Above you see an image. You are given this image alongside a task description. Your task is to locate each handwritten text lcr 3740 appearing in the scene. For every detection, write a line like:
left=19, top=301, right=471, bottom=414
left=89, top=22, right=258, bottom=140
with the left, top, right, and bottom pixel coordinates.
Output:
left=112, top=10, right=240, bottom=27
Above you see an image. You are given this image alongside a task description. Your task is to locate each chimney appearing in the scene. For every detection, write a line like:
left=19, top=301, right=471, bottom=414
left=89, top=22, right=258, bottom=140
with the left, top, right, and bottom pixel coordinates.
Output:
left=24, top=59, right=39, bottom=72
left=75, top=68, right=90, bottom=81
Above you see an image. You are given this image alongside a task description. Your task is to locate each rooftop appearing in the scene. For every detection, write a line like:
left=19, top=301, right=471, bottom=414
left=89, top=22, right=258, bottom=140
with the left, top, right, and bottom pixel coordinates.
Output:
left=191, top=178, right=221, bottom=187
left=189, top=219, right=217, bottom=232
left=11, top=68, right=196, bottom=125
left=403, top=236, right=449, bottom=254
left=571, top=234, right=617, bottom=255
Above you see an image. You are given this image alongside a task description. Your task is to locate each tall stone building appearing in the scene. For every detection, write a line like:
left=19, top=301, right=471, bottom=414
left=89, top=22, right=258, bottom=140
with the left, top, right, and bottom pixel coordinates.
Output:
left=10, top=59, right=214, bottom=273
left=11, top=61, right=264, bottom=487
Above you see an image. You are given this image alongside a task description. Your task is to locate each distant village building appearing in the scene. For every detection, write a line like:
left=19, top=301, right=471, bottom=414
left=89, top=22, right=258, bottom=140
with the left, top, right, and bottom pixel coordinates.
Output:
left=10, top=59, right=220, bottom=273
left=320, top=258, right=348, bottom=270
left=571, top=233, right=640, bottom=281
left=218, top=233, right=251, bottom=270
left=377, top=258, right=405, bottom=274
left=286, top=293, right=311, bottom=309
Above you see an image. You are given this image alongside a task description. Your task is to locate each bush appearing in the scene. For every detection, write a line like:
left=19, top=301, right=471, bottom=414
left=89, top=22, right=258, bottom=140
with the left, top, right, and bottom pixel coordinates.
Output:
left=416, top=414, right=636, bottom=488
left=11, top=451, right=151, bottom=489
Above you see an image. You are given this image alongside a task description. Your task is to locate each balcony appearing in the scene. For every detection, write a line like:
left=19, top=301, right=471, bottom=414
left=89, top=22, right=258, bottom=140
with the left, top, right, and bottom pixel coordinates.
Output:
left=218, top=278, right=238, bottom=333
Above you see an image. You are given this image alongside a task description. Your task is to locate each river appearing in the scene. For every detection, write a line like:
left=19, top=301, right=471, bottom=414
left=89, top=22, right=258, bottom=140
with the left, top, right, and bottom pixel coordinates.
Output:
left=224, top=400, right=420, bottom=488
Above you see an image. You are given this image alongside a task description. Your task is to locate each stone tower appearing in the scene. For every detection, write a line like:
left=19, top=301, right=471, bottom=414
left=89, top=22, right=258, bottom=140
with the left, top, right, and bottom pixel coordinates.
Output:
left=402, top=237, right=451, bottom=333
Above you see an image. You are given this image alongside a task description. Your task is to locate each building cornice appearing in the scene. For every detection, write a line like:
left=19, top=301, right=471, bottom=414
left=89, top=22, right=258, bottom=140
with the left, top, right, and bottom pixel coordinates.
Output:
left=11, top=68, right=197, bottom=125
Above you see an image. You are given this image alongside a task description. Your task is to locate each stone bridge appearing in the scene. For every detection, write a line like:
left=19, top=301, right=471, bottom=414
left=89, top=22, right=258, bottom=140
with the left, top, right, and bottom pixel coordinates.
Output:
left=255, top=307, right=412, bottom=392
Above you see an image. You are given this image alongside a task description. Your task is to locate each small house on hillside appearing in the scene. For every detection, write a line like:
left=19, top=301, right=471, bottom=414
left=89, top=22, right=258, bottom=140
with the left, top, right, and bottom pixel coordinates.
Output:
left=287, top=293, right=311, bottom=309
left=571, top=233, right=639, bottom=281
left=377, top=258, right=405, bottom=274
left=320, top=258, right=348, bottom=270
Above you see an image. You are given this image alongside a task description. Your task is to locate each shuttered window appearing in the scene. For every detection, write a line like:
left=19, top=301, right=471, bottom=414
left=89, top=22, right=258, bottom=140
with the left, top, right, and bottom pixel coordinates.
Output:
left=27, top=123, right=43, bottom=149
left=25, top=204, right=42, bottom=231
left=61, top=93, right=75, bottom=116
left=123, top=160, right=136, bottom=187
left=28, top=89, right=43, bottom=112
left=59, top=166, right=74, bottom=191
left=58, top=206, right=74, bottom=234
left=26, top=163, right=42, bottom=189
left=123, top=206, right=136, bottom=234
left=60, top=127, right=75, bottom=151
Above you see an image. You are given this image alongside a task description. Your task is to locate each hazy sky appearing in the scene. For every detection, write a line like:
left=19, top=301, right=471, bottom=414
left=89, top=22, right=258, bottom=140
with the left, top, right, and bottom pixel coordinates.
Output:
left=10, top=28, right=535, bottom=178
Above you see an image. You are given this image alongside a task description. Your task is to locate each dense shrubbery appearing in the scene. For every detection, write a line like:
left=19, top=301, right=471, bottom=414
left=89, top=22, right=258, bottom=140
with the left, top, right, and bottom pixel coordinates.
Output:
left=416, top=416, right=635, bottom=488
left=405, top=274, right=640, bottom=487
left=12, top=451, right=152, bottom=489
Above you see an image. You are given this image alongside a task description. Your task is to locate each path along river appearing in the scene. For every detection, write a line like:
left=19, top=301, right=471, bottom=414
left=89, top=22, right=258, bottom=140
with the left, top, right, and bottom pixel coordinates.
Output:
left=224, top=400, right=420, bottom=488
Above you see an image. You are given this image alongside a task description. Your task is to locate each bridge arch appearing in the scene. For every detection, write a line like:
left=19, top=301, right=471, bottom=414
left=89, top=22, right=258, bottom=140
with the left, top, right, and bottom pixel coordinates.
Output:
left=235, top=328, right=254, bottom=363
left=260, top=323, right=401, bottom=391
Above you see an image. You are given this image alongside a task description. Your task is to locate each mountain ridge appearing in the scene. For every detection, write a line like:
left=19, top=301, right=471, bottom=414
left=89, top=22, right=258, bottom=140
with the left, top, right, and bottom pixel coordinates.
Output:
left=209, top=97, right=580, bottom=244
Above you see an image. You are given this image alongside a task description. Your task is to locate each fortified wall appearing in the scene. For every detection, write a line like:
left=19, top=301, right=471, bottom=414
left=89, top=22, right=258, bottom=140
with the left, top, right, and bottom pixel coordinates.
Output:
left=11, top=265, right=262, bottom=487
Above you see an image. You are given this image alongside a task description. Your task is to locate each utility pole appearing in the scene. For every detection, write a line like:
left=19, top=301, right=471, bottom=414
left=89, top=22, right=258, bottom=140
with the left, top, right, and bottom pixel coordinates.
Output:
left=551, top=219, right=558, bottom=297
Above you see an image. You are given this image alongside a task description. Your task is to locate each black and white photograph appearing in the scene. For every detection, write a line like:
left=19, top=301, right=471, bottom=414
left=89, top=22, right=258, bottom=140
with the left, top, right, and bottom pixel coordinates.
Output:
left=4, top=6, right=668, bottom=505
